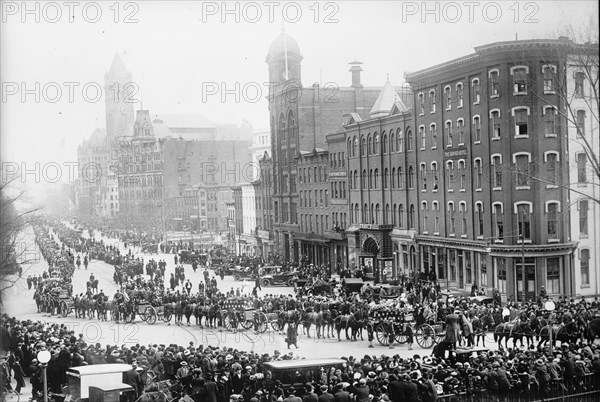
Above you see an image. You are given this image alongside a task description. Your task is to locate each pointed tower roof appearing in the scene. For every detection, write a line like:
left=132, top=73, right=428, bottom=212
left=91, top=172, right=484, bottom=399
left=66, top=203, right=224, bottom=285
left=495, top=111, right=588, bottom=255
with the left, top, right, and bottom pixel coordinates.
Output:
left=108, top=52, right=129, bottom=76
left=370, top=78, right=407, bottom=118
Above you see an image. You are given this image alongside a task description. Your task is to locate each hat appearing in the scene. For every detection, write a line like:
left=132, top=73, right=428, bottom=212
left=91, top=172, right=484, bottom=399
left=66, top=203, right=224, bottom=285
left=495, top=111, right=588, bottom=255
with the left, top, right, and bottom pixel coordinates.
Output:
left=320, top=384, right=329, bottom=392
left=180, top=361, right=188, bottom=366
left=535, top=359, right=544, bottom=366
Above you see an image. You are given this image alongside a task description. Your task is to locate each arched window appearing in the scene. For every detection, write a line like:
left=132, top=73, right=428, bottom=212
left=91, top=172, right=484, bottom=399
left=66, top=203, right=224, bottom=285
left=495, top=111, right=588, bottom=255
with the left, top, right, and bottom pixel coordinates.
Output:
left=374, top=133, right=380, bottom=155
left=398, top=167, right=404, bottom=189
left=369, top=169, right=374, bottom=189
left=408, top=166, right=414, bottom=188
left=393, top=204, right=397, bottom=226
left=375, top=204, right=381, bottom=224
left=399, top=204, right=404, bottom=228
left=406, top=130, right=413, bottom=151
left=363, top=203, right=369, bottom=223
left=367, top=134, right=372, bottom=155
left=347, top=139, right=353, bottom=155
left=278, top=113, right=287, bottom=142
left=374, top=169, right=379, bottom=189
left=382, top=133, right=388, bottom=154
left=390, top=132, right=396, bottom=152
left=361, top=137, right=367, bottom=156
left=398, top=129, right=404, bottom=152
left=384, top=168, right=389, bottom=189
left=409, top=204, right=415, bottom=229
left=370, top=204, right=375, bottom=224
left=385, top=204, right=390, bottom=224
left=362, top=170, right=367, bottom=190
left=391, top=168, right=396, bottom=189
left=287, top=111, right=296, bottom=144
left=353, top=136, right=358, bottom=157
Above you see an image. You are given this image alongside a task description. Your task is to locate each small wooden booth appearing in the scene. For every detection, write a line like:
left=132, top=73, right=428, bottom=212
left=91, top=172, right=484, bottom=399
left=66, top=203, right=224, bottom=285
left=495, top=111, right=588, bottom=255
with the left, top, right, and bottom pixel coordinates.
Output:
left=66, top=364, right=135, bottom=401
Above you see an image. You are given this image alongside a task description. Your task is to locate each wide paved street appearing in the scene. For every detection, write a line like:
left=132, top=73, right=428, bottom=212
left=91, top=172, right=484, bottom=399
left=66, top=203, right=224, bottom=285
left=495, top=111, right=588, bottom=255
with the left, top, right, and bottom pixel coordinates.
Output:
left=2, top=225, right=500, bottom=362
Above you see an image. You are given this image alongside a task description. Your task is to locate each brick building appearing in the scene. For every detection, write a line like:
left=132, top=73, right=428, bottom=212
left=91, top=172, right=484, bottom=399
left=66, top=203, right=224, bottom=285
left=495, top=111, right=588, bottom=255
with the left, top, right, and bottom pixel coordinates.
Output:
left=265, top=31, right=403, bottom=262
left=404, top=39, right=576, bottom=301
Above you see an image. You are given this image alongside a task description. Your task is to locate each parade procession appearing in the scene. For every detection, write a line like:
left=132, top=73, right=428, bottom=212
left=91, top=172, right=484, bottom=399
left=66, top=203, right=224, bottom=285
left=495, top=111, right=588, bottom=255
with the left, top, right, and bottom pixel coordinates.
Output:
left=1, top=1, right=599, bottom=402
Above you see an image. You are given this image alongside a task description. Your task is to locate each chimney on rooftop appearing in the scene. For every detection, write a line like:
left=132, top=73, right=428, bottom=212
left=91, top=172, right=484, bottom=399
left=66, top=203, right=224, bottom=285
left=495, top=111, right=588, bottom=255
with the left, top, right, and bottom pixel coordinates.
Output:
left=349, top=61, right=363, bottom=88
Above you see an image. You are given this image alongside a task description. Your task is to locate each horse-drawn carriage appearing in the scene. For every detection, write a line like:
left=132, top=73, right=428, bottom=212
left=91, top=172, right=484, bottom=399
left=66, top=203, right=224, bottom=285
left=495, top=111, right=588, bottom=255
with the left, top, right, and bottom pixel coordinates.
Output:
left=144, top=304, right=173, bottom=325
left=142, top=243, right=158, bottom=254
left=220, top=299, right=269, bottom=333
left=59, top=294, right=75, bottom=317
left=368, top=304, right=445, bottom=348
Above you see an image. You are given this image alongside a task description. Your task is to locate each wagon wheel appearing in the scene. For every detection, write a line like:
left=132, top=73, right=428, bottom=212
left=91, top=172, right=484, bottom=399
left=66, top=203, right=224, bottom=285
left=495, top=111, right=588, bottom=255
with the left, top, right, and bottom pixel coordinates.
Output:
left=145, top=306, right=157, bottom=325
left=260, top=278, right=271, bottom=287
left=163, top=309, right=172, bottom=323
left=256, top=312, right=268, bottom=333
left=234, top=274, right=241, bottom=281
left=395, top=326, right=408, bottom=344
left=271, top=320, right=284, bottom=331
left=416, top=324, right=435, bottom=349
left=223, top=315, right=234, bottom=331
left=60, top=301, right=69, bottom=317
left=138, top=305, right=148, bottom=322
left=241, top=313, right=254, bottom=330
left=375, top=323, right=390, bottom=346
left=287, top=278, right=295, bottom=287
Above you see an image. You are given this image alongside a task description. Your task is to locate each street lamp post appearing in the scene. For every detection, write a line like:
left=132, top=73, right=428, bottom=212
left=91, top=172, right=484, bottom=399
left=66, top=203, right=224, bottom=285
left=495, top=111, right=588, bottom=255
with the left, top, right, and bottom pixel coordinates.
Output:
left=545, top=300, right=556, bottom=354
left=37, top=349, right=51, bottom=402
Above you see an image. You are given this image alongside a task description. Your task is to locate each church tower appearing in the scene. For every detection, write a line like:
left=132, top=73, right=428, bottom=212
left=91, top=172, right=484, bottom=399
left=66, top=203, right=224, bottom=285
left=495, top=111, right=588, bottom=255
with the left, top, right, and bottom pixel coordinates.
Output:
left=104, top=52, right=134, bottom=143
left=265, top=31, right=303, bottom=88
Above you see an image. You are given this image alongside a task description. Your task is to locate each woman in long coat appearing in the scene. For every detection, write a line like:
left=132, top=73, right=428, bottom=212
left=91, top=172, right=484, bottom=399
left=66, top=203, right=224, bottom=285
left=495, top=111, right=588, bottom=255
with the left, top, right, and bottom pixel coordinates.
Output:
left=444, top=311, right=461, bottom=351
left=461, top=313, right=474, bottom=347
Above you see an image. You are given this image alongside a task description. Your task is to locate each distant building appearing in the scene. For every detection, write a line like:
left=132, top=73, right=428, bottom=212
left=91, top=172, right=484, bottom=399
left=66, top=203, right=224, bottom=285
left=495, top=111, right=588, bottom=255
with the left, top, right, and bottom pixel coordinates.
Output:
left=249, top=129, right=271, bottom=180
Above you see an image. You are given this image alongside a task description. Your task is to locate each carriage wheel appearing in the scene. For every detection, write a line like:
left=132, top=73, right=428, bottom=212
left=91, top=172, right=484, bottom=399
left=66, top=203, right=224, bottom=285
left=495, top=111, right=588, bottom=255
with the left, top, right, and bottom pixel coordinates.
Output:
left=234, top=274, right=241, bottom=281
left=416, top=324, right=435, bottom=349
left=271, top=320, right=284, bottom=331
left=260, top=278, right=271, bottom=287
left=287, top=278, right=295, bottom=287
left=241, top=315, right=254, bottom=330
left=256, top=312, right=268, bottom=333
left=223, top=315, right=234, bottom=330
left=145, top=306, right=157, bottom=325
left=138, top=305, right=148, bottom=322
left=375, top=323, right=390, bottom=346
left=60, top=301, right=69, bottom=317
left=395, top=332, right=408, bottom=344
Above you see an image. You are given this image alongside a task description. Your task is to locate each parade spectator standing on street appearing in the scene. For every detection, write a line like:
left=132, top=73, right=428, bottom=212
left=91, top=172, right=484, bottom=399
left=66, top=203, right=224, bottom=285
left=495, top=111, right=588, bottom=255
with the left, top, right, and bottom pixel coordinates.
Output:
left=286, top=323, right=299, bottom=349
left=493, top=288, right=502, bottom=307
left=444, top=310, right=461, bottom=354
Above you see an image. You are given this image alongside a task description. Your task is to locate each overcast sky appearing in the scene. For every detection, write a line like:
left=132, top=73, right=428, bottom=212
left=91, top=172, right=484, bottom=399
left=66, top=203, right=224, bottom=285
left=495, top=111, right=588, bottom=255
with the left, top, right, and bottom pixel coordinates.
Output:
left=1, top=0, right=598, bottom=176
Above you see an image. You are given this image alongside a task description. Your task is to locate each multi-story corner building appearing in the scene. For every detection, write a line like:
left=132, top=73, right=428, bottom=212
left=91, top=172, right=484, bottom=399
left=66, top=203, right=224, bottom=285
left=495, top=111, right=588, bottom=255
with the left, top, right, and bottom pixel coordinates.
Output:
left=567, top=43, right=599, bottom=296
left=297, top=148, right=331, bottom=266
left=265, top=31, right=403, bottom=261
left=405, top=39, right=576, bottom=301
left=325, top=130, right=350, bottom=273
left=344, top=80, right=415, bottom=282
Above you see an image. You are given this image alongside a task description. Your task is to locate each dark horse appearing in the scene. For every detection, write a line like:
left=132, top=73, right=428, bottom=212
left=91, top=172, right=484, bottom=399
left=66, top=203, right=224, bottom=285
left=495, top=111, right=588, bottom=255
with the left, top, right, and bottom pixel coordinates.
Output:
left=334, top=305, right=367, bottom=342
left=472, top=313, right=495, bottom=347
left=494, top=320, right=535, bottom=349
left=538, top=321, right=580, bottom=348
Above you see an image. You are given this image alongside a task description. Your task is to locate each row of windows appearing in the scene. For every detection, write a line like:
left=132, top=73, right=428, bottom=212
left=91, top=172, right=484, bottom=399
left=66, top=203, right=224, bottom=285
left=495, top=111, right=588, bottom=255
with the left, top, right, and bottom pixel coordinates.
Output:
left=298, top=166, right=328, bottom=184
left=347, top=129, right=414, bottom=157
left=344, top=104, right=583, bottom=156
left=347, top=151, right=563, bottom=192
left=299, top=190, right=329, bottom=208
left=347, top=200, right=563, bottom=240
left=330, top=152, right=346, bottom=168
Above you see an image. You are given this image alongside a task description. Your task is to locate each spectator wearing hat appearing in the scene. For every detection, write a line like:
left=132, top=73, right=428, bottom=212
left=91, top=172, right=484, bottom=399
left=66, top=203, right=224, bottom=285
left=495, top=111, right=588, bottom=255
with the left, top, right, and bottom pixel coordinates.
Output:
left=318, top=384, right=334, bottom=402
left=354, top=378, right=370, bottom=402
left=124, top=363, right=143, bottom=399
left=444, top=311, right=460, bottom=353
left=333, top=382, right=351, bottom=402
left=389, top=373, right=418, bottom=402
left=303, top=383, right=318, bottom=402
left=176, top=361, right=191, bottom=379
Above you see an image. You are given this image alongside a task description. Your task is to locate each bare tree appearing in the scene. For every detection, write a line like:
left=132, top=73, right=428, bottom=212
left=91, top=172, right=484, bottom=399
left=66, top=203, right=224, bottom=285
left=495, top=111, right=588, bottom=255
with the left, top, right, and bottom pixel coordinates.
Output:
left=521, top=25, right=600, bottom=204
left=0, top=181, right=40, bottom=296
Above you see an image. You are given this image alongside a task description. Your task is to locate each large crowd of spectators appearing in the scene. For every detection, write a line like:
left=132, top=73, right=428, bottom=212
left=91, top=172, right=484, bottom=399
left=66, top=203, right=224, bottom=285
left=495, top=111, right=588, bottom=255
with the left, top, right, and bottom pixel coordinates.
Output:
left=3, top=313, right=600, bottom=402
